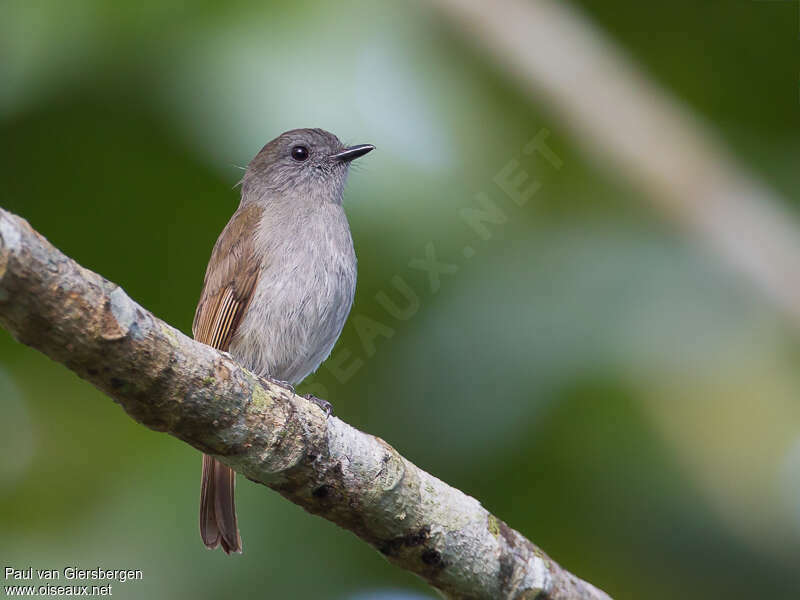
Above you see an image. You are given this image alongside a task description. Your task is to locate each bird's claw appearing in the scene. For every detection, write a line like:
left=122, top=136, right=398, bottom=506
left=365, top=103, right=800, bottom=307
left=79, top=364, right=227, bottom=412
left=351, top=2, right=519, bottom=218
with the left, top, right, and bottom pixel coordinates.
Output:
left=260, top=376, right=295, bottom=395
left=305, top=394, right=333, bottom=418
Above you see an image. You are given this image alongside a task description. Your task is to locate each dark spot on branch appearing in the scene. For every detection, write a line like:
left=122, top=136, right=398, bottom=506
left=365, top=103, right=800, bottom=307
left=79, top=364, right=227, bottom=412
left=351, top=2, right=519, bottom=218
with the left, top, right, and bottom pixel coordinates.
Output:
left=405, top=527, right=430, bottom=547
left=498, top=553, right=515, bottom=592
left=87, top=368, right=98, bottom=376
left=312, top=484, right=331, bottom=499
left=110, top=377, right=126, bottom=390
left=379, top=526, right=431, bottom=556
left=421, top=549, right=444, bottom=568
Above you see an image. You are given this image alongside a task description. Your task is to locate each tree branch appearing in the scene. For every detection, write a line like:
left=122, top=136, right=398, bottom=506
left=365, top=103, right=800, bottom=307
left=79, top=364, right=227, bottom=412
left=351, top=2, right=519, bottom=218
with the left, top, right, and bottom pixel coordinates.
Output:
left=0, top=207, right=611, bottom=599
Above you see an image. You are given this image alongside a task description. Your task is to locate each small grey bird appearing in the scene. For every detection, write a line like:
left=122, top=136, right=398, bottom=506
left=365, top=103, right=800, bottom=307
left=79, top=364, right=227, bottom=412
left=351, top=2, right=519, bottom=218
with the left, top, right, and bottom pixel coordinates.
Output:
left=192, top=128, right=373, bottom=554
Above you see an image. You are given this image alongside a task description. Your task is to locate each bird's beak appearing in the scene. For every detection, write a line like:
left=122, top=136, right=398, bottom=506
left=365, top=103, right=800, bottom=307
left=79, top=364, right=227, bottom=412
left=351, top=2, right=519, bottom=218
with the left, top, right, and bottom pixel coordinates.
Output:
left=331, top=144, right=375, bottom=163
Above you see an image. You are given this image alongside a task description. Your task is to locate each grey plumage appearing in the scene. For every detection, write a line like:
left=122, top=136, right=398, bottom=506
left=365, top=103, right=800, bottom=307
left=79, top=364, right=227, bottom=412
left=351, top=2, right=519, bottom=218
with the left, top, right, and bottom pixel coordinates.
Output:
left=192, top=128, right=372, bottom=554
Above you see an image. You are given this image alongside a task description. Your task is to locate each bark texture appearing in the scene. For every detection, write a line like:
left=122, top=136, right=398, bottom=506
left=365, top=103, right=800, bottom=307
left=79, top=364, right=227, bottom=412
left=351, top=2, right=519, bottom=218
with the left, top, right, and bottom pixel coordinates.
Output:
left=0, top=208, right=611, bottom=600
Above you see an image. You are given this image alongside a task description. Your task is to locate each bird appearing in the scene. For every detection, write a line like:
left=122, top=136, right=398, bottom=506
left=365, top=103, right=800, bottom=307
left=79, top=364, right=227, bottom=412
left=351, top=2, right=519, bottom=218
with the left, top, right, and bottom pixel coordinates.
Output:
left=192, top=128, right=374, bottom=554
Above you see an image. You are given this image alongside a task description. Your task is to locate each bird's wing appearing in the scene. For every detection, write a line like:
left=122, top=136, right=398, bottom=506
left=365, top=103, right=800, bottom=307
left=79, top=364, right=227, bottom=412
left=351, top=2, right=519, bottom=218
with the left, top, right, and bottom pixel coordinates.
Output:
left=192, top=203, right=263, bottom=351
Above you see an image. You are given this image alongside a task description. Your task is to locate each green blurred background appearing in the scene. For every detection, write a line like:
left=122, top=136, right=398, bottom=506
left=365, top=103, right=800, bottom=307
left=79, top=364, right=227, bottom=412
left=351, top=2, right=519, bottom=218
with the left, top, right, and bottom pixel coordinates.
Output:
left=1, top=1, right=799, bottom=598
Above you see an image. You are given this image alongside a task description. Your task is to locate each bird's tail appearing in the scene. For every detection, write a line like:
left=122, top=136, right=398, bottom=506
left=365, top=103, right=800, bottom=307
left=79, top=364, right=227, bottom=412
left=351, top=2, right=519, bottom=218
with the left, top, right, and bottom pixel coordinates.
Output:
left=200, top=454, right=242, bottom=554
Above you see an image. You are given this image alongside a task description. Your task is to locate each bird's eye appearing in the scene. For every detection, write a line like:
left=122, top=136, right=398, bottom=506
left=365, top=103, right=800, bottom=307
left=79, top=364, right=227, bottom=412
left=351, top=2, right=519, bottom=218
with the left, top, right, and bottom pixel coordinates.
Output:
left=291, top=146, right=309, bottom=161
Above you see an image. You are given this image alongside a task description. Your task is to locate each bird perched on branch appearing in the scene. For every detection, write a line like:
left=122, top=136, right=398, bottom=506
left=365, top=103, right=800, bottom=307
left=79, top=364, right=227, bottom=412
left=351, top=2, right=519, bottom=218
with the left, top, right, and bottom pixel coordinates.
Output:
left=192, top=128, right=374, bottom=553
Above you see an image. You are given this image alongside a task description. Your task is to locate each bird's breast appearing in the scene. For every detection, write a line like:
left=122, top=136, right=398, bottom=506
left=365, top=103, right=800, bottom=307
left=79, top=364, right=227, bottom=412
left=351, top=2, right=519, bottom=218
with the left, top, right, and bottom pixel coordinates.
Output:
left=229, top=204, right=357, bottom=384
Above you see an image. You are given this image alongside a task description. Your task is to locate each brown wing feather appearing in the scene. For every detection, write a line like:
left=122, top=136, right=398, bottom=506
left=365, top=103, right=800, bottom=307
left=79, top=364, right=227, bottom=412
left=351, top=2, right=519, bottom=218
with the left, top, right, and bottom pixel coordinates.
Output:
left=193, top=203, right=263, bottom=351
left=194, top=202, right=263, bottom=555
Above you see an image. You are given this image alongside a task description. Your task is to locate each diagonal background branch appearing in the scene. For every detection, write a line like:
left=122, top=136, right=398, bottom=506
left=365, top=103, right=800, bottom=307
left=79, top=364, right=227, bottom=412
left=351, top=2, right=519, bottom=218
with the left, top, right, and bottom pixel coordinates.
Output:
left=0, top=207, right=611, bottom=599
left=433, top=0, right=800, bottom=328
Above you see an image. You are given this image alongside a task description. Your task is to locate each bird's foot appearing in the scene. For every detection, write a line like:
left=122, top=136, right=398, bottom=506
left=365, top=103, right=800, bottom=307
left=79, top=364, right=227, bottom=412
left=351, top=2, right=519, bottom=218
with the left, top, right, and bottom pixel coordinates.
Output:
left=305, top=394, right=334, bottom=418
left=260, top=376, right=295, bottom=394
